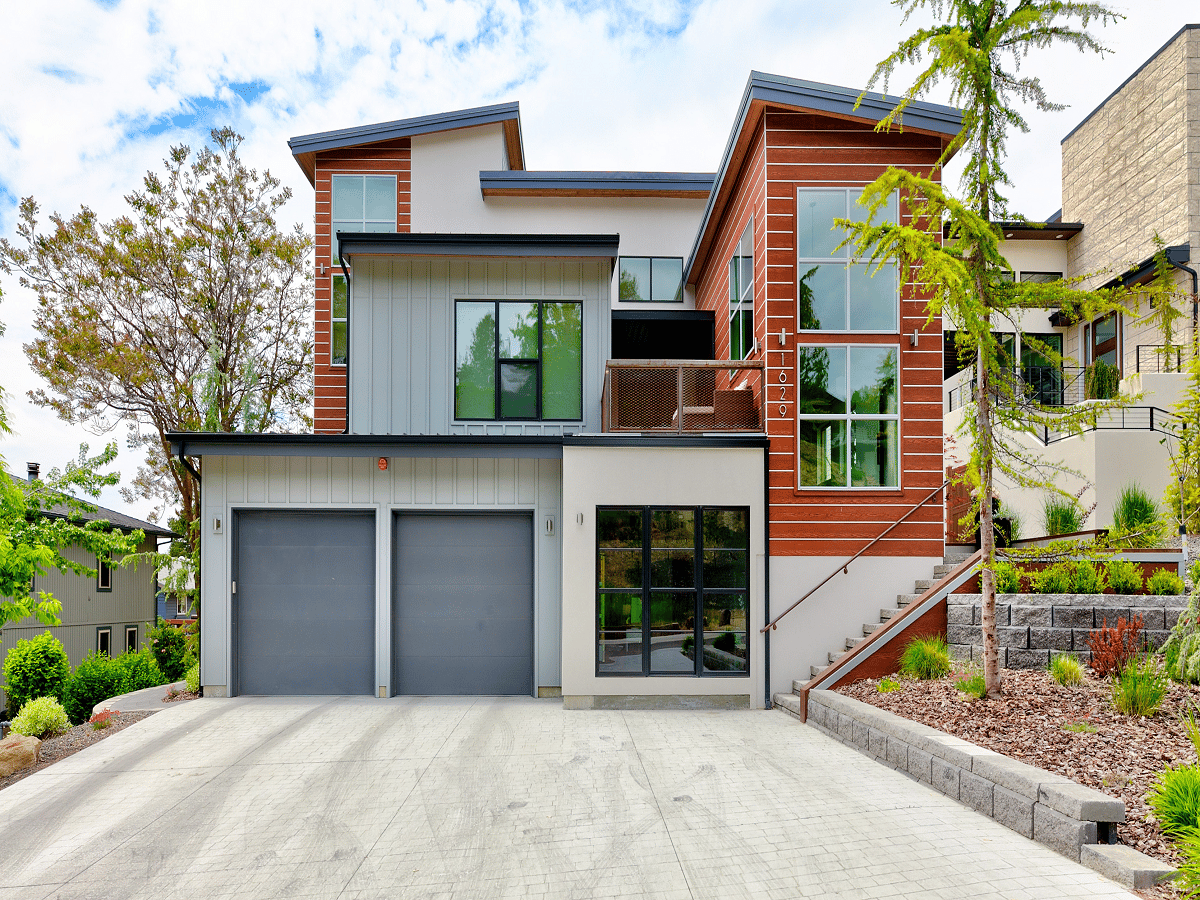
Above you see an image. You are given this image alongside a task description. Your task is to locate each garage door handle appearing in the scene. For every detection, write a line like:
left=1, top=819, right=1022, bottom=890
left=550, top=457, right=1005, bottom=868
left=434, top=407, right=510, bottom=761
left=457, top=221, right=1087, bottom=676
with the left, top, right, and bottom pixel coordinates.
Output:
left=232, top=581, right=237, bottom=594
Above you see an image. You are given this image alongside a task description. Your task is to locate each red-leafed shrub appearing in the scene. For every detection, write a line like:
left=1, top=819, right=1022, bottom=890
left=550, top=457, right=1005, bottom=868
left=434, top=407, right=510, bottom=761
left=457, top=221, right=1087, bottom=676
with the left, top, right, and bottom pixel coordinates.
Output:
left=1088, top=614, right=1145, bottom=678
left=88, top=709, right=117, bottom=731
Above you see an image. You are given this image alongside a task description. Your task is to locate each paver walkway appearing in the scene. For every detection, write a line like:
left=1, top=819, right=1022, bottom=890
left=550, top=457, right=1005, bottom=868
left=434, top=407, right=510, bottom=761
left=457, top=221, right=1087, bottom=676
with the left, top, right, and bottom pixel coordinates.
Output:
left=0, top=697, right=1138, bottom=899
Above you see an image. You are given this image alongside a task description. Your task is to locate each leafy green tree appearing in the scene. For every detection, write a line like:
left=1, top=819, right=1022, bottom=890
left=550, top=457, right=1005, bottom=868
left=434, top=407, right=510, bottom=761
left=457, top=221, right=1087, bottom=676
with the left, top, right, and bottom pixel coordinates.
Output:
left=845, top=0, right=1123, bottom=698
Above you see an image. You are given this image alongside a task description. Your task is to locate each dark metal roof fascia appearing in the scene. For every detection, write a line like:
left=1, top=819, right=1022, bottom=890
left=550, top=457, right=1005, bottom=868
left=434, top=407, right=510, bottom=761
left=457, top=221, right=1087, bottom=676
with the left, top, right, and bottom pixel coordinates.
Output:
left=1099, top=243, right=1192, bottom=290
left=683, top=71, right=963, bottom=283
left=562, top=434, right=769, bottom=449
left=288, top=102, right=521, bottom=156
left=479, top=170, right=715, bottom=193
left=942, top=220, right=1084, bottom=239
left=611, top=309, right=716, bottom=322
left=337, top=232, right=619, bottom=260
left=1061, top=24, right=1199, bottom=145
left=169, top=433, right=567, bottom=460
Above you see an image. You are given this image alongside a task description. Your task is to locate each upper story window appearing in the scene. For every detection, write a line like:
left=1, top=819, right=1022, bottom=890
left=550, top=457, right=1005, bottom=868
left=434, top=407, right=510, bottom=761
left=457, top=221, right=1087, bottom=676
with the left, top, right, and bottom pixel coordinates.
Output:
left=97, top=555, right=112, bottom=591
left=619, top=257, right=684, bottom=302
left=796, top=188, right=898, bottom=333
left=331, top=174, right=396, bottom=260
left=331, top=274, right=348, bottom=367
left=728, top=221, right=754, bottom=360
left=455, top=300, right=583, bottom=421
left=1020, top=271, right=1063, bottom=284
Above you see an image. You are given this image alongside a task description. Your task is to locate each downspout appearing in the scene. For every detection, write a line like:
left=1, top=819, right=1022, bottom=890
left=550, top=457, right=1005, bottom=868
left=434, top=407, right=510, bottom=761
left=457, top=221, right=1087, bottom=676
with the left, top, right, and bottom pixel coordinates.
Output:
left=763, top=436, right=771, bottom=710
left=338, top=245, right=352, bottom=435
left=1167, top=256, right=1199, bottom=356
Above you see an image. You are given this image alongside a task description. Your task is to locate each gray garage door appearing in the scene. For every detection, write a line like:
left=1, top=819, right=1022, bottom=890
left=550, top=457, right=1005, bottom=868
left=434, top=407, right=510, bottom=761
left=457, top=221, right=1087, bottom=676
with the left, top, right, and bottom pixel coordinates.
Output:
left=392, top=513, right=533, bottom=695
left=234, top=511, right=375, bottom=695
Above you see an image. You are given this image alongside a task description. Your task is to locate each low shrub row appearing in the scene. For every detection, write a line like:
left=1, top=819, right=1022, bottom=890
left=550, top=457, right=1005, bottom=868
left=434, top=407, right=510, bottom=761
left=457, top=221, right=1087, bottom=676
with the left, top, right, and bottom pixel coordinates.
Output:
left=991, top=558, right=1183, bottom=595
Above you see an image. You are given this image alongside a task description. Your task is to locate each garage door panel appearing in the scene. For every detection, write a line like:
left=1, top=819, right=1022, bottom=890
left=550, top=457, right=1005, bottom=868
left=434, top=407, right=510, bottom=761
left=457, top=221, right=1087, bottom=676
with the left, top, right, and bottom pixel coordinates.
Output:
left=393, top=514, right=533, bottom=696
left=235, top=511, right=375, bottom=696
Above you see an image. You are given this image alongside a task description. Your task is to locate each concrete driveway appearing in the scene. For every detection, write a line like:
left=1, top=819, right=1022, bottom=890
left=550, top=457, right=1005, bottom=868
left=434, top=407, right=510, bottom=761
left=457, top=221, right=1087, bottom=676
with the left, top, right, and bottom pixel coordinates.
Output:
left=0, top=697, right=1137, bottom=899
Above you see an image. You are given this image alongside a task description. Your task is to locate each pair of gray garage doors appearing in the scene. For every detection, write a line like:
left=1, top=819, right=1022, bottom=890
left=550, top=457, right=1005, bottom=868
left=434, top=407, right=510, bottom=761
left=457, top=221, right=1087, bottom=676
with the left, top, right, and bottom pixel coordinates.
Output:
left=232, top=511, right=533, bottom=696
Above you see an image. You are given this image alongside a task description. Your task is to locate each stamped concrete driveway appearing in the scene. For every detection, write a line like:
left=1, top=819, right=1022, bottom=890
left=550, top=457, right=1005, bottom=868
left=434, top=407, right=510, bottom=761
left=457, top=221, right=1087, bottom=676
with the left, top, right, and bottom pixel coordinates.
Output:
left=0, top=697, right=1137, bottom=900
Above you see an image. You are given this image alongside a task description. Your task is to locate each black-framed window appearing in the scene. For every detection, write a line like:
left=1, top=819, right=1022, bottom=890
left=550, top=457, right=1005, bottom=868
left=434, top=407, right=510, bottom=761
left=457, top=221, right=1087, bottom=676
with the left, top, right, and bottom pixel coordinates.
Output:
left=97, top=627, right=112, bottom=657
left=125, top=626, right=138, bottom=654
left=454, top=300, right=583, bottom=420
left=97, top=556, right=112, bottom=592
left=729, top=221, right=754, bottom=360
left=1020, top=271, right=1063, bottom=284
left=330, top=173, right=396, bottom=260
left=596, top=506, right=749, bottom=677
left=331, top=274, right=348, bottom=367
left=619, top=257, right=684, bottom=303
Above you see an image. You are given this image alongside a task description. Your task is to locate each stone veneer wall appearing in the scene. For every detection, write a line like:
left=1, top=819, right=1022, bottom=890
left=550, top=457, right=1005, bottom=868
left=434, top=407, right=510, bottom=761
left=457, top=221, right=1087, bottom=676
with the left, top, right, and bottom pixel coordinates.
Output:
left=947, top=593, right=1185, bottom=667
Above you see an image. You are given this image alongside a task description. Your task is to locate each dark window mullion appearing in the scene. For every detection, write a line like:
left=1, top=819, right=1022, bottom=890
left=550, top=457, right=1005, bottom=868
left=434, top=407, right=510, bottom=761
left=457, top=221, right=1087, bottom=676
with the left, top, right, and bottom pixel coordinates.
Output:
left=642, top=507, right=652, bottom=676
left=536, top=301, right=544, bottom=420
left=693, top=507, right=703, bottom=676
left=492, top=301, right=501, bottom=420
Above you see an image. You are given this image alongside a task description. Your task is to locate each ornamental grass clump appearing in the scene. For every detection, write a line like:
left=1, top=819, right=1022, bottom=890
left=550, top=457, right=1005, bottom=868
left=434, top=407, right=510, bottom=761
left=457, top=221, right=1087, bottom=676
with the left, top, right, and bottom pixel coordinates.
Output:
left=1042, top=494, right=1084, bottom=537
left=1149, top=764, right=1200, bottom=836
left=898, top=635, right=950, bottom=680
left=1106, top=558, right=1144, bottom=594
left=10, top=696, right=69, bottom=739
left=1171, top=829, right=1200, bottom=899
left=1111, top=654, right=1168, bottom=717
left=1049, top=654, right=1085, bottom=687
left=1110, top=483, right=1165, bottom=548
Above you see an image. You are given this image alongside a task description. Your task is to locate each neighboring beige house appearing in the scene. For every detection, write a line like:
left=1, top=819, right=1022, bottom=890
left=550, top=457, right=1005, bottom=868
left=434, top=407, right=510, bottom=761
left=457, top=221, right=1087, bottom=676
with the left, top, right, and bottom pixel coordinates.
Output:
left=945, top=23, right=1200, bottom=537
left=1, top=463, right=174, bottom=713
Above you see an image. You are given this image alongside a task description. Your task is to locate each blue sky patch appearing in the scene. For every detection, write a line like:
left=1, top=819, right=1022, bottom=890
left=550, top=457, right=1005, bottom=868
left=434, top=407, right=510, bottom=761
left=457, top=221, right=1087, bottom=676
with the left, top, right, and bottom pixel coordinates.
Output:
left=41, top=66, right=87, bottom=84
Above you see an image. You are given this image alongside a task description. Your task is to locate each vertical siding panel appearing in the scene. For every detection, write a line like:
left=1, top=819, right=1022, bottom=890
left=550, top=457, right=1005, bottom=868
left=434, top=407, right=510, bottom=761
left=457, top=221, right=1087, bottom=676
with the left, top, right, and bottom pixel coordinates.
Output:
left=371, top=260, right=392, bottom=434
left=476, top=458, right=497, bottom=504
left=467, top=259, right=486, bottom=295
left=487, top=261, right=505, bottom=295
left=350, top=458, right=373, bottom=503
left=414, top=458, right=435, bottom=504
left=455, top=459, right=475, bottom=504
left=516, top=459, right=538, bottom=504
left=435, top=458, right=455, bottom=504
left=225, top=456, right=245, bottom=503
left=331, top=457, right=351, bottom=504
left=267, top=457, right=287, bottom=502
left=431, top=261, right=451, bottom=434
left=310, top=457, right=331, bottom=504
left=506, top=261, right=524, bottom=295
left=246, top=457, right=267, bottom=503
left=392, top=457, right=414, bottom=503
left=288, top=457, right=309, bottom=503
left=411, top=262, right=431, bottom=434
left=497, top=458, right=517, bottom=504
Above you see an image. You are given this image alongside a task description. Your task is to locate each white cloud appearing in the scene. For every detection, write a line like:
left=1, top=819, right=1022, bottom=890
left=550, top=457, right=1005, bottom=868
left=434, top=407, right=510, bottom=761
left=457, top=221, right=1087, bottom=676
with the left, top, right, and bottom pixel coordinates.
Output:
left=0, top=0, right=1195, bottom=519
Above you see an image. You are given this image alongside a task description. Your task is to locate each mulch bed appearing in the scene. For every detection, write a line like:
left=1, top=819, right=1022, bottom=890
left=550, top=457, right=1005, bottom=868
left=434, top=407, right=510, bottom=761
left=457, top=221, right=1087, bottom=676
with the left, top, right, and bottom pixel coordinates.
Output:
left=0, top=711, right=156, bottom=793
left=838, top=668, right=1198, bottom=897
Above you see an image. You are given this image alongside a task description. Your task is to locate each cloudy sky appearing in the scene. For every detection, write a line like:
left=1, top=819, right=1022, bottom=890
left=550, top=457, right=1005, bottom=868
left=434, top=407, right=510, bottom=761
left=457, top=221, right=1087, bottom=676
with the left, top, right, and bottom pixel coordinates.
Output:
left=0, top=0, right=1194, bottom=522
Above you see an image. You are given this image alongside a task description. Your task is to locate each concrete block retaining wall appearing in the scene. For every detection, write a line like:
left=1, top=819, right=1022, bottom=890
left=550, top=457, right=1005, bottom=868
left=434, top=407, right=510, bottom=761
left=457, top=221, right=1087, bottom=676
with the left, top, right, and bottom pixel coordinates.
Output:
left=947, top=593, right=1186, bottom=668
left=783, top=689, right=1175, bottom=889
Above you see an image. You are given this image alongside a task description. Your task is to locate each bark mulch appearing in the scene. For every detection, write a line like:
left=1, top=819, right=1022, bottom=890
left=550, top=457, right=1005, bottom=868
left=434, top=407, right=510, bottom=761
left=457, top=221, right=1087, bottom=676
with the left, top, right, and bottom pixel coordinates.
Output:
left=0, top=710, right=156, bottom=793
left=838, top=668, right=1198, bottom=898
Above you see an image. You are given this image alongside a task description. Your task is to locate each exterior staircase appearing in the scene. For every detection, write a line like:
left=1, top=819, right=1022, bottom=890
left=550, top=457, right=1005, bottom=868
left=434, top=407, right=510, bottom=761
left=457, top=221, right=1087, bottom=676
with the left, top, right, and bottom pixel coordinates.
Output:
left=802, top=553, right=972, bottom=686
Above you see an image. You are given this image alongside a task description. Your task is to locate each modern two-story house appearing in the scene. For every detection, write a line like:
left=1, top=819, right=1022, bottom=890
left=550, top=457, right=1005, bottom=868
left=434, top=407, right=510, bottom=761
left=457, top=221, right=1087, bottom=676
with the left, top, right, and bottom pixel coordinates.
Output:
left=170, top=72, right=962, bottom=707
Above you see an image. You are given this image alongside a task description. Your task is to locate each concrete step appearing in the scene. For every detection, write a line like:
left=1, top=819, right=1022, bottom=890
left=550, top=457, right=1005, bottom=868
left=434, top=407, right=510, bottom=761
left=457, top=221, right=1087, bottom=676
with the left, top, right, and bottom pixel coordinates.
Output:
left=897, top=593, right=922, bottom=607
left=810, top=664, right=829, bottom=678
left=933, top=565, right=955, bottom=578
left=846, top=635, right=867, bottom=649
left=827, top=648, right=849, bottom=664
left=944, top=554, right=973, bottom=566
left=913, top=578, right=936, bottom=591
left=863, top=622, right=882, bottom=635
left=880, top=607, right=900, bottom=621
left=792, top=679, right=807, bottom=694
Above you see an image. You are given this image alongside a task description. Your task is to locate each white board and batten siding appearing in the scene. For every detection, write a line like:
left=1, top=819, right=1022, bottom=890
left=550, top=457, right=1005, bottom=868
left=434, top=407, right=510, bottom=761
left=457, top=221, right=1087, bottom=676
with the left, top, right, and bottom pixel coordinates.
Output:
left=200, top=454, right=562, bottom=697
left=349, top=257, right=611, bottom=436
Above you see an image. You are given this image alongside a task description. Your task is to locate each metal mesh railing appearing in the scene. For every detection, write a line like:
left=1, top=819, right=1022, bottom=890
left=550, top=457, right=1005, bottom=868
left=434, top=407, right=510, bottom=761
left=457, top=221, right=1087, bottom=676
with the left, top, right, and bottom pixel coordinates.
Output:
left=602, top=360, right=766, bottom=433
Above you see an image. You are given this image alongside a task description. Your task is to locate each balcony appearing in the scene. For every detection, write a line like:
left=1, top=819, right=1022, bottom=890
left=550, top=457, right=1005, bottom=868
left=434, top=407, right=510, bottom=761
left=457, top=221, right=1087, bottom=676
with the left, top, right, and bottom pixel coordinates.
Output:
left=602, top=360, right=765, bottom=434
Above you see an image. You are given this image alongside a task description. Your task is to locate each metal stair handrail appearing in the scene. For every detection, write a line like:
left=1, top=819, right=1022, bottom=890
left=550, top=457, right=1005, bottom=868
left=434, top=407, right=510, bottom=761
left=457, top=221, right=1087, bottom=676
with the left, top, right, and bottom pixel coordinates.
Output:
left=761, top=478, right=950, bottom=634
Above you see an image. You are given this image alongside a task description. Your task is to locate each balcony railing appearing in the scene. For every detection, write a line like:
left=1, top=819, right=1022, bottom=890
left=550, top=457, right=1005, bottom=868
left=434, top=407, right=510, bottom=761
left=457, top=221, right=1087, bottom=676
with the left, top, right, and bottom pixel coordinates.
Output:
left=602, top=360, right=766, bottom=433
left=1136, top=344, right=1184, bottom=373
left=947, top=365, right=1088, bottom=411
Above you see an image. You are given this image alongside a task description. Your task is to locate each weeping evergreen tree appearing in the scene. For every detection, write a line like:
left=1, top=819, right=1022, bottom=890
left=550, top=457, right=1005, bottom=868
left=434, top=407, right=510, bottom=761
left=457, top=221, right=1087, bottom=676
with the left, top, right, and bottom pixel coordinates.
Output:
left=843, top=0, right=1126, bottom=697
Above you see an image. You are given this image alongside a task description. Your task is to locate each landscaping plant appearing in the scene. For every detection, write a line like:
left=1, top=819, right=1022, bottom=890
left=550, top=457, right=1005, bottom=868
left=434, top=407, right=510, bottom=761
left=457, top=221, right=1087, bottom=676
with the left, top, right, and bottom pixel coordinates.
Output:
left=1071, top=560, right=1107, bottom=595
left=954, top=669, right=987, bottom=700
left=1030, top=562, right=1074, bottom=594
left=1149, top=763, right=1200, bottom=836
left=114, top=648, right=167, bottom=693
left=898, top=635, right=950, bottom=680
left=1110, top=483, right=1164, bottom=547
left=993, top=561, right=1022, bottom=594
left=185, top=662, right=200, bottom=694
left=1087, top=614, right=1145, bottom=678
left=1085, top=359, right=1120, bottom=400
left=1049, top=654, right=1084, bottom=687
left=1041, top=494, right=1084, bottom=537
left=2, top=631, right=70, bottom=717
left=10, top=695, right=69, bottom=738
left=1165, top=587, right=1200, bottom=683
left=1061, top=720, right=1097, bottom=734
left=1148, top=568, right=1185, bottom=596
left=1111, top=653, right=1168, bottom=717
left=148, top=620, right=188, bottom=680
left=1105, top=558, right=1144, bottom=594
left=1171, top=828, right=1200, bottom=900
left=88, top=709, right=116, bottom=731
left=62, top=651, right=124, bottom=725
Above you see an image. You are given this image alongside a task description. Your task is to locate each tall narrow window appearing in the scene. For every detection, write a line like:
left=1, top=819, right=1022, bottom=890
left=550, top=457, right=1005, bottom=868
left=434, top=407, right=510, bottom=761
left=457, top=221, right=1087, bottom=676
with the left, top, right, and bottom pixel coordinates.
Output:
left=728, top=222, right=754, bottom=359
left=97, top=627, right=112, bottom=657
left=330, top=174, right=396, bottom=260
left=97, top=556, right=112, bottom=591
left=331, top=274, right=348, bottom=367
left=126, top=626, right=138, bottom=654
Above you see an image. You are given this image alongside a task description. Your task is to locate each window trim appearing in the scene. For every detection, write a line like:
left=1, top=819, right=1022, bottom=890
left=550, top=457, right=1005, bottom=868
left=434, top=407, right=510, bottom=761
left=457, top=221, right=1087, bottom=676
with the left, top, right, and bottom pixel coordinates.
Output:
left=125, top=626, right=138, bottom=654
left=97, top=626, right=112, bottom=657
left=595, top=505, right=751, bottom=678
left=617, top=256, right=685, bottom=303
left=330, top=273, right=349, bottom=368
left=453, top=299, right=584, bottom=423
left=97, top=556, right=112, bottom=592
left=795, top=187, right=900, bottom=335
left=329, top=173, right=397, bottom=261
left=795, top=343, right=902, bottom=491
left=729, top=220, right=755, bottom=360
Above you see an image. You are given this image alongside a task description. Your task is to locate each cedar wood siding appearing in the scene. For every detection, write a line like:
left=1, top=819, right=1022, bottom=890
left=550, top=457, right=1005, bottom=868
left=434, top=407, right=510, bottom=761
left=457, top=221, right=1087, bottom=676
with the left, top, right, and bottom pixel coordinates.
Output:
left=313, top=140, right=412, bottom=433
left=697, top=107, right=945, bottom=558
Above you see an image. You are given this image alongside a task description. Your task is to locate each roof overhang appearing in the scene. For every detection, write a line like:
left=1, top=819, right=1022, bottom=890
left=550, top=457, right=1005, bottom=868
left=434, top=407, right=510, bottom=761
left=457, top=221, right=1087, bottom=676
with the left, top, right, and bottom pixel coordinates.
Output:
left=479, top=170, right=714, bottom=199
left=994, top=221, right=1084, bottom=242
left=336, top=232, right=619, bottom=263
left=1049, top=244, right=1192, bottom=326
left=684, top=71, right=963, bottom=285
left=288, top=102, right=524, bottom=186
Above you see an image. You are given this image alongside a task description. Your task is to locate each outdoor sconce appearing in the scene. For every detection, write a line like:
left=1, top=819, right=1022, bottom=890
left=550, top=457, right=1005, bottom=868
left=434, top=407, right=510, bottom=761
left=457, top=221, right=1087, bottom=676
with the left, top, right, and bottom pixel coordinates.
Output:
left=779, top=328, right=789, bottom=347
left=910, top=329, right=920, bottom=347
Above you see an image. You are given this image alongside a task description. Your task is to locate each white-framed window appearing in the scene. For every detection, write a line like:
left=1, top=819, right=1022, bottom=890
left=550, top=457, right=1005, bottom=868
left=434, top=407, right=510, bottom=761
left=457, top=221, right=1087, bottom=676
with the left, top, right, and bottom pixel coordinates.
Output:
left=97, top=627, right=112, bottom=657
left=331, top=274, right=348, bottom=367
left=796, top=187, right=898, bottom=333
left=97, top=556, right=112, bottom=591
left=126, top=626, right=138, bottom=654
left=728, top=221, right=754, bottom=360
left=619, top=257, right=684, bottom=302
left=796, top=344, right=899, bottom=488
left=330, top=174, right=396, bottom=260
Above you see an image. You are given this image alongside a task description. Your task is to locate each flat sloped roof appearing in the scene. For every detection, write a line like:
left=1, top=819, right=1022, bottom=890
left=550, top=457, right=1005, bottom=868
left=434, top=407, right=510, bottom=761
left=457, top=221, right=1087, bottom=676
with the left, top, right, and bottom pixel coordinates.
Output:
left=479, top=170, right=714, bottom=198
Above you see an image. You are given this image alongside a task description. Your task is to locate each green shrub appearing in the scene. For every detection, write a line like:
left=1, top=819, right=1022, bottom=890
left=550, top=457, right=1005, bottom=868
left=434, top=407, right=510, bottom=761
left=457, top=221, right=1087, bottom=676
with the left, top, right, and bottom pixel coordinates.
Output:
left=1106, top=558, right=1144, bottom=594
left=1149, top=764, right=1200, bottom=836
left=1111, top=483, right=1164, bottom=547
left=1111, top=654, right=1168, bottom=717
left=62, top=652, right=123, bottom=725
left=2, top=632, right=71, bottom=718
left=114, top=649, right=167, bottom=694
left=996, top=503, right=1022, bottom=543
left=185, top=662, right=200, bottom=694
left=11, top=696, right=69, bottom=738
left=899, top=635, right=950, bottom=680
left=1170, top=827, right=1200, bottom=898
left=1030, top=563, right=1075, bottom=594
left=1071, top=560, right=1108, bottom=595
left=148, top=621, right=189, bottom=680
left=1049, top=654, right=1085, bottom=686
left=1062, top=720, right=1097, bottom=733
left=955, top=672, right=987, bottom=699
left=1149, top=568, right=1185, bottom=596
left=994, top=561, right=1023, bottom=593
left=1042, top=495, right=1084, bottom=536
left=1086, top=359, right=1120, bottom=400
left=713, top=631, right=736, bottom=653
left=1163, top=587, right=1200, bottom=682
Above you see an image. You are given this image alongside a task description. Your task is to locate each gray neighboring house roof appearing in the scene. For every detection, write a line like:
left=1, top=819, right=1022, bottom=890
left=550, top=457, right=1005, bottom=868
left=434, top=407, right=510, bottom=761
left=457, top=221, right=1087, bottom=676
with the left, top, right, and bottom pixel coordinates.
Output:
left=16, top=476, right=176, bottom=539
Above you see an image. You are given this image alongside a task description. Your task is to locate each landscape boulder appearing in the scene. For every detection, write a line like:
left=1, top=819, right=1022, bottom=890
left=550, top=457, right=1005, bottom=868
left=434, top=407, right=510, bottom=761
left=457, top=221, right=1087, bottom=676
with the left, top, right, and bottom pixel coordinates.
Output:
left=0, top=733, right=40, bottom=777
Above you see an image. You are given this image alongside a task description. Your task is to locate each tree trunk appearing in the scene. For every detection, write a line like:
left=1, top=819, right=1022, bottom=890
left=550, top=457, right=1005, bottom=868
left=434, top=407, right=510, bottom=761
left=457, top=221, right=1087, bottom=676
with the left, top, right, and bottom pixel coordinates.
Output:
left=977, top=343, right=1003, bottom=698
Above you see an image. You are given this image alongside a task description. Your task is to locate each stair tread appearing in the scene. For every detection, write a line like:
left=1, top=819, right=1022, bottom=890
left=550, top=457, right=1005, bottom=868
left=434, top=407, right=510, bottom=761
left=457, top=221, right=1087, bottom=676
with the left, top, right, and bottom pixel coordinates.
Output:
left=810, top=664, right=829, bottom=677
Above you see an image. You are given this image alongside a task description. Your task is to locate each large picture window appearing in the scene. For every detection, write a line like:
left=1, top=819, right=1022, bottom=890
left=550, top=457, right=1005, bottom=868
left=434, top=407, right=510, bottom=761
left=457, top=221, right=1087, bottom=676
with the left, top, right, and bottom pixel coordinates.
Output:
left=455, top=300, right=583, bottom=420
left=796, top=188, right=898, bottom=333
left=796, top=345, right=898, bottom=488
left=729, top=222, right=754, bottom=359
left=619, top=257, right=684, bottom=303
left=331, top=174, right=396, bottom=260
left=597, top=506, right=749, bottom=677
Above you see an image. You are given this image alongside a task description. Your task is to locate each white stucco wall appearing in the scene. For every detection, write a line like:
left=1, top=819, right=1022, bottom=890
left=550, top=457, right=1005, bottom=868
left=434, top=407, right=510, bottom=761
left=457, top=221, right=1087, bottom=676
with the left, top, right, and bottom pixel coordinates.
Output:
left=561, top=445, right=766, bottom=707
